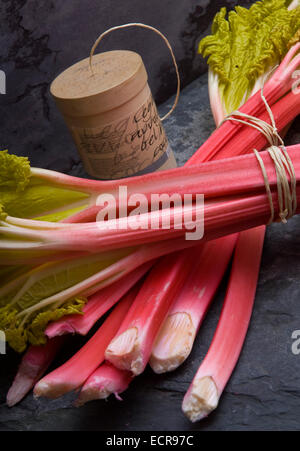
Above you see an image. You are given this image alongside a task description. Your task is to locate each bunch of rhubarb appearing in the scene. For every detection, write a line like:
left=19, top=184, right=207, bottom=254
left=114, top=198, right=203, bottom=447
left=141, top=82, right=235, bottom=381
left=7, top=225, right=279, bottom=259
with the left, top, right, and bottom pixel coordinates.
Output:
left=3, top=142, right=300, bottom=404
left=1, top=38, right=300, bottom=353
left=2, top=0, right=300, bottom=425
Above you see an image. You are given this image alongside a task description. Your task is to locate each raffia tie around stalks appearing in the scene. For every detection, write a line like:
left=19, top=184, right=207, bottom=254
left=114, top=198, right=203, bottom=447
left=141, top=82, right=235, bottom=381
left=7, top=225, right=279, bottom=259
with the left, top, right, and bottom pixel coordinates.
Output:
left=254, top=146, right=297, bottom=224
left=221, top=88, right=297, bottom=225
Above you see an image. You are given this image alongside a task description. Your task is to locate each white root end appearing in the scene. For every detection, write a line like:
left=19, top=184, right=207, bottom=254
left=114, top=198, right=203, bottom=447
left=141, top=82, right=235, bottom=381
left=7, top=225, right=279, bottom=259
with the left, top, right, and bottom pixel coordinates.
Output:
left=105, top=327, right=143, bottom=375
left=150, top=313, right=196, bottom=374
left=182, top=376, right=219, bottom=423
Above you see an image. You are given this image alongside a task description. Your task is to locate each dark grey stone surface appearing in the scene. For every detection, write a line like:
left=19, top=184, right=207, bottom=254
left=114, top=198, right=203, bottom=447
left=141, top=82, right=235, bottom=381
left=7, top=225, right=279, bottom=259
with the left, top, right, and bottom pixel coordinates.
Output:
left=0, top=74, right=300, bottom=431
left=1, top=0, right=300, bottom=432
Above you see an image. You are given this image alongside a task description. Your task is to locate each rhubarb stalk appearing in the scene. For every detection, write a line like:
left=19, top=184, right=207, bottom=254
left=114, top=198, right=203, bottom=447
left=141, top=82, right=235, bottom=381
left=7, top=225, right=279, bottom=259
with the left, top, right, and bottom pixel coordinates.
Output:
left=75, top=363, right=132, bottom=406
left=6, top=337, right=64, bottom=407
left=34, top=288, right=137, bottom=399
left=150, top=235, right=238, bottom=374
left=105, top=247, right=202, bottom=375
left=149, top=41, right=300, bottom=375
left=3, top=143, right=300, bottom=260
left=182, top=227, right=265, bottom=422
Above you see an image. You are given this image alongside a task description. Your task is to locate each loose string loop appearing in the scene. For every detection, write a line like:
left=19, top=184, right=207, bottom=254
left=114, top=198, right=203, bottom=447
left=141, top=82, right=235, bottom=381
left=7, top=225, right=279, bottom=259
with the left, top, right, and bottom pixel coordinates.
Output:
left=221, top=87, right=297, bottom=225
left=89, top=23, right=181, bottom=122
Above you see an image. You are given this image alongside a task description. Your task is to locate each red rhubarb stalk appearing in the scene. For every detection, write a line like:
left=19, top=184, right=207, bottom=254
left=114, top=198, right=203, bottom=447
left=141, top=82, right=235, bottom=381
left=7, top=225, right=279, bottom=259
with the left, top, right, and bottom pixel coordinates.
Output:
left=150, top=234, right=238, bottom=374
left=182, top=227, right=265, bottom=422
left=34, top=288, right=137, bottom=399
left=105, top=247, right=202, bottom=375
left=4, top=143, right=300, bottom=263
left=75, top=362, right=132, bottom=406
left=149, top=70, right=300, bottom=376
left=6, top=337, right=64, bottom=407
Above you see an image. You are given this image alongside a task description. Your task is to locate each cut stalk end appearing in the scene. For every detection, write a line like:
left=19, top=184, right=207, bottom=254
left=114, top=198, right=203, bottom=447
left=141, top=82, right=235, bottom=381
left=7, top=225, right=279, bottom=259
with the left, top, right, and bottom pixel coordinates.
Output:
left=6, top=374, right=35, bottom=407
left=33, top=380, right=73, bottom=400
left=75, top=385, right=111, bottom=407
left=150, top=313, right=196, bottom=374
left=75, top=362, right=132, bottom=407
left=46, top=322, right=75, bottom=339
left=182, top=376, right=219, bottom=423
left=105, top=327, right=143, bottom=375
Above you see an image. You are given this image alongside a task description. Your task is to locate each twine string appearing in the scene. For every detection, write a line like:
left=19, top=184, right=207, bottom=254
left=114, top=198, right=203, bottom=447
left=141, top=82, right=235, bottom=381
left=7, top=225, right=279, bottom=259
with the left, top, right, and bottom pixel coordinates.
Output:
left=222, top=88, right=297, bottom=225
left=220, top=88, right=284, bottom=147
left=254, top=146, right=297, bottom=224
left=89, top=23, right=181, bottom=122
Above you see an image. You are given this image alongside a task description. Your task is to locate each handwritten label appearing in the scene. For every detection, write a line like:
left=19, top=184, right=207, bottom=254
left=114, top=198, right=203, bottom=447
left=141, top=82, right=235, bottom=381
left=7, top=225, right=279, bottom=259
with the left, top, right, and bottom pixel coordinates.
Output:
left=71, top=94, right=173, bottom=179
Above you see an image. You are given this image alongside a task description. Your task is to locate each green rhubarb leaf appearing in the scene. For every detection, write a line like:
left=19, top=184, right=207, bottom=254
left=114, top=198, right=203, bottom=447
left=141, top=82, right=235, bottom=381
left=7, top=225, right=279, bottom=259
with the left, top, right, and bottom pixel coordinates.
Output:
left=35, top=205, right=88, bottom=222
left=1, top=299, right=86, bottom=353
left=0, top=150, right=89, bottom=220
left=199, top=0, right=300, bottom=114
left=0, top=251, right=129, bottom=352
left=0, top=203, right=7, bottom=221
left=0, top=150, right=31, bottom=192
left=0, top=254, right=122, bottom=310
left=27, top=298, right=86, bottom=347
left=0, top=265, right=30, bottom=285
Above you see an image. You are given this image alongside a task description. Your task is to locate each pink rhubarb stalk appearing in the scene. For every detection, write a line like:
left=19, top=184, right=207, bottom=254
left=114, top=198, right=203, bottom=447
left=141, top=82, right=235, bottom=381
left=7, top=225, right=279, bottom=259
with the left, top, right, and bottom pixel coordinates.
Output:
left=141, top=51, right=300, bottom=376
left=75, top=362, right=133, bottom=406
left=34, top=288, right=137, bottom=399
left=149, top=48, right=300, bottom=376
left=6, top=337, right=64, bottom=407
left=182, top=227, right=265, bottom=422
left=150, top=234, right=238, bottom=374
left=45, top=262, right=153, bottom=338
left=105, top=247, right=202, bottom=375
left=188, top=43, right=300, bottom=165
left=4, top=143, right=300, bottom=262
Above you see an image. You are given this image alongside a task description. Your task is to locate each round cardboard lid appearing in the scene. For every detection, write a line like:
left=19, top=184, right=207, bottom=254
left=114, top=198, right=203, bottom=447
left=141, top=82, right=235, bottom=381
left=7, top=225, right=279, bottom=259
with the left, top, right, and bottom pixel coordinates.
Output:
left=50, top=50, right=148, bottom=116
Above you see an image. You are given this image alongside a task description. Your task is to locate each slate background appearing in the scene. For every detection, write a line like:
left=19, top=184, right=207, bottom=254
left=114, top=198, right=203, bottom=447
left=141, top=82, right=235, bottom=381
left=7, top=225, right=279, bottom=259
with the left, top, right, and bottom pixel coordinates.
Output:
left=1, top=0, right=300, bottom=432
